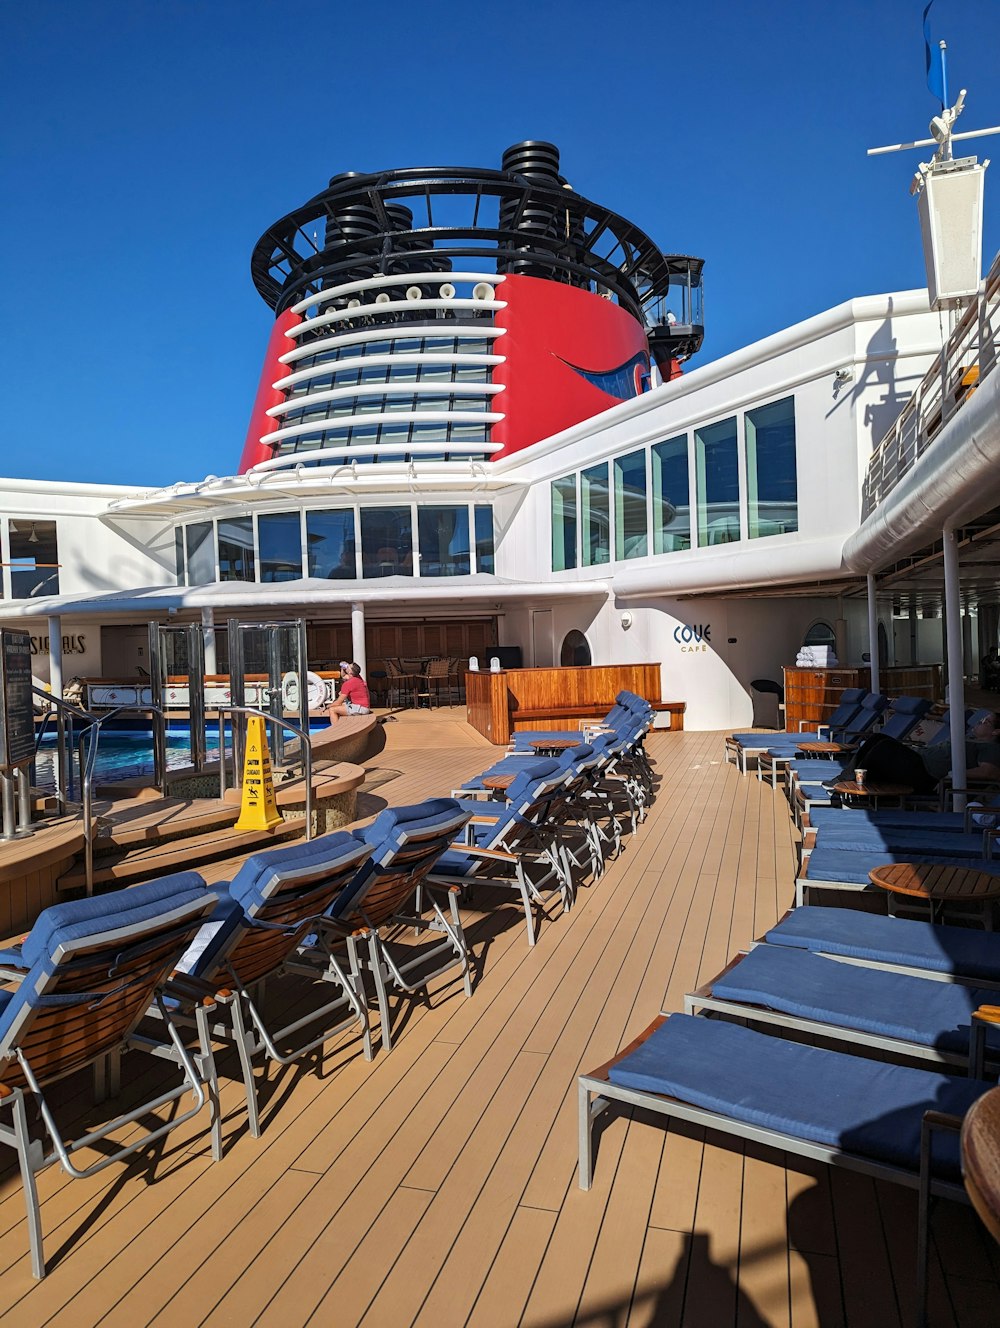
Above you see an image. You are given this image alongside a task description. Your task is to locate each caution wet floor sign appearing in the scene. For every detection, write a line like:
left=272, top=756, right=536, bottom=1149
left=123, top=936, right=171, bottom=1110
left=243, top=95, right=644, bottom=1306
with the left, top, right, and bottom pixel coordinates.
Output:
left=234, top=714, right=283, bottom=831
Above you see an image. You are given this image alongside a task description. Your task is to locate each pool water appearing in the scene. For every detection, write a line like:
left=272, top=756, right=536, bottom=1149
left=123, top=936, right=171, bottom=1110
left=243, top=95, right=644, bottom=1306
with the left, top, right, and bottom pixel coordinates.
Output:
left=33, top=730, right=232, bottom=791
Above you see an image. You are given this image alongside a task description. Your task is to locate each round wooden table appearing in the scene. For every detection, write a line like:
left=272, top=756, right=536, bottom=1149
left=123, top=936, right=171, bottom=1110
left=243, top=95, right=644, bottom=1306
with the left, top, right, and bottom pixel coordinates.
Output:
left=868, top=861, right=1000, bottom=926
left=481, top=773, right=517, bottom=796
left=830, top=781, right=912, bottom=810
left=528, top=738, right=581, bottom=758
left=798, top=740, right=852, bottom=757
left=962, top=1085, right=1000, bottom=1245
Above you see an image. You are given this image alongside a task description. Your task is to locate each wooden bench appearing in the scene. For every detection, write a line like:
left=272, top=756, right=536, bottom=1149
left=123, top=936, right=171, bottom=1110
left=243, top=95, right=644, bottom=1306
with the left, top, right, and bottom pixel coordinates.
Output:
left=511, top=701, right=684, bottom=732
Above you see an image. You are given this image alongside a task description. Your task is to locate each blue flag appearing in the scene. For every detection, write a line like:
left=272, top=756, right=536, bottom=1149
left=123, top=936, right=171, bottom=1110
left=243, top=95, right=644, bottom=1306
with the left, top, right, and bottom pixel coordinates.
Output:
left=923, top=1, right=947, bottom=107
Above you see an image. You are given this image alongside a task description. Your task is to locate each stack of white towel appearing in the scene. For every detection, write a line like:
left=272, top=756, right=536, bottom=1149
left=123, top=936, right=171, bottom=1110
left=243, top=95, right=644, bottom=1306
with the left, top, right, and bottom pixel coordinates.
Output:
left=795, top=645, right=839, bottom=667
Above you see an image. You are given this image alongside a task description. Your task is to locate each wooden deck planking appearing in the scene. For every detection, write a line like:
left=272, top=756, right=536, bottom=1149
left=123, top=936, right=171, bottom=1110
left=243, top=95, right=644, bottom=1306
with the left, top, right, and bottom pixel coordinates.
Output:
left=0, top=724, right=997, bottom=1326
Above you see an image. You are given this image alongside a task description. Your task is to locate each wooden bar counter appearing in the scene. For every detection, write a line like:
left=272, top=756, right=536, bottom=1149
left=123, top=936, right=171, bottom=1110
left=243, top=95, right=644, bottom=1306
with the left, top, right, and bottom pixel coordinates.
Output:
left=465, top=663, right=681, bottom=745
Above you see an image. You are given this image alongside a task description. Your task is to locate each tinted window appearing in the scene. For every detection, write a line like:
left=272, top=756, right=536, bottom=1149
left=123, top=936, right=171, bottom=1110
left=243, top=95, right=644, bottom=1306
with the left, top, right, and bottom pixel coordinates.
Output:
left=361, top=507, right=413, bottom=578
left=614, top=449, right=648, bottom=560
left=306, top=510, right=357, bottom=579
left=652, top=434, right=691, bottom=553
left=582, top=463, right=610, bottom=566
left=418, top=506, right=470, bottom=576
left=746, top=396, right=797, bottom=537
left=695, top=417, right=740, bottom=546
left=258, top=513, right=303, bottom=582
left=551, top=476, right=577, bottom=571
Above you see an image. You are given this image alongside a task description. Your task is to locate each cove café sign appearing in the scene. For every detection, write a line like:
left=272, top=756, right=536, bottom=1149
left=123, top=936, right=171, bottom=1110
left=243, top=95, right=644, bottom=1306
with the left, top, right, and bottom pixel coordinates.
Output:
left=673, top=622, right=711, bottom=653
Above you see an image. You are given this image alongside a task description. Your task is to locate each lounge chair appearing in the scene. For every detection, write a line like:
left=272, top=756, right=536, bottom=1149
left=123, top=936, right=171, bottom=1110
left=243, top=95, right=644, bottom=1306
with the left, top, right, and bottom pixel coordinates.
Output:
left=787, top=705, right=981, bottom=826
left=795, top=846, right=1000, bottom=908
left=154, top=831, right=375, bottom=1139
left=0, top=873, right=219, bottom=1277
left=458, top=742, right=615, bottom=879
left=578, top=1014, right=988, bottom=1243
left=428, top=760, right=575, bottom=945
left=293, top=800, right=472, bottom=1051
left=685, top=942, right=1000, bottom=1071
left=763, top=904, right=1000, bottom=987
left=725, top=687, right=870, bottom=775
left=801, top=805, right=974, bottom=847
left=801, top=819, right=994, bottom=865
left=766, top=694, right=930, bottom=792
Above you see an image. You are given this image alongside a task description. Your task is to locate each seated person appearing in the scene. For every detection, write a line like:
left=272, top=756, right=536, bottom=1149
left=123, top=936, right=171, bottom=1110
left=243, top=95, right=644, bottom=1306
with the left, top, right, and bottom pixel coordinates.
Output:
left=328, top=662, right=371, bottom=724
left=826, top=711, right=1000, bottom=793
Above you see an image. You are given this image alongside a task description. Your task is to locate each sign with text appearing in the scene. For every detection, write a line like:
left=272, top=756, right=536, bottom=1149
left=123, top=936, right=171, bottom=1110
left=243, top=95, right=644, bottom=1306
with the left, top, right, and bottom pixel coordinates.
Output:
left=0, top=630, right=36, bottom=769
left=234, top=714, right=282, bottom=832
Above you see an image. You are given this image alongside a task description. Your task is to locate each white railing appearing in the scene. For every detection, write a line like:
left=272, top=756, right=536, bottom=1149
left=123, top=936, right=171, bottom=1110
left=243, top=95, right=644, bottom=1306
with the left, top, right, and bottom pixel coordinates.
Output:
left=861, top=251, right=1000, bottom=520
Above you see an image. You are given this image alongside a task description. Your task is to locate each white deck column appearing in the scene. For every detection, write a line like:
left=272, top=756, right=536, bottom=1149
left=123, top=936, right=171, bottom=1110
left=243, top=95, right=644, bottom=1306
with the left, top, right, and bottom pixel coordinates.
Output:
left=351, top=602, right=367, bottom=679
left=942, top=524, right=967, bottom=808
left=201, top=607, right=217, bottom=674
left=866, top=575, right=880, bottom=695
left=47, top=616, right=63, bottom=698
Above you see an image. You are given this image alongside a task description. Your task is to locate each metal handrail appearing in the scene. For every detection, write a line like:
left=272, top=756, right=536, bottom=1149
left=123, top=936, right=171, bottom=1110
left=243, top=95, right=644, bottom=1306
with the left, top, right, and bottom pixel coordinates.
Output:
left=215, top=704, right=314, bottom=841
left=32, top=686, right=103, bottom=815
left=78, top=706, right=129, bottom=897
left=861, top=250, right=1000, bottom=518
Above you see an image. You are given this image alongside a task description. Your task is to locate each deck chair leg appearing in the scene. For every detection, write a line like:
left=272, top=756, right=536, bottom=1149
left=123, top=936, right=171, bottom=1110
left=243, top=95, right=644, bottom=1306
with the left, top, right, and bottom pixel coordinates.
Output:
left=109, top=1047, right=121, bottom=1097
left=516, top=862, right=536, bottom=946
left=917, top=1110, right=963, bottom=1328
left=578, top=1080, right=596, bottom=1191
left=93, top=1056, right=107, bottom=1103
left=229, top=995, right=263, bottom=1139
left=366, top=931, right=393, bottom=1052
left=195, top=1004, right=224, bottom=1161
left=451, top=892, right=472, bottom=998
left=345, top=935, right=374, bottom=1061
left=11, top=1090, right=45, bottom=1279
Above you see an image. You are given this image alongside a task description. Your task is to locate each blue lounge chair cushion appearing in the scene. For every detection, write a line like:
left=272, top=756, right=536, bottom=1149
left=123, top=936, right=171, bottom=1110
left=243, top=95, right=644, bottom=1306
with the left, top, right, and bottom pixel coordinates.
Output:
left=226, top=831, right=368, bottom=914
left=358, top=799, right=467, bottom=856
left=765, top=905, right=1000, bottom=978
left=812, top=824, right=987, bottom=859
left=804, top=848, right=1000, bottom=885
left=607, top=1013, right=987, bottom=1179
left=0, top=873, right=216, bottom=1045
left=19, top=872, right=210, bottom=969
left=782, top=759, right=852, bottom=780
left=713, top=944, right=1000, bottom=1055
left=807, top=808, right=967, bottom=833
left=327, top=799, right=469, bottom=920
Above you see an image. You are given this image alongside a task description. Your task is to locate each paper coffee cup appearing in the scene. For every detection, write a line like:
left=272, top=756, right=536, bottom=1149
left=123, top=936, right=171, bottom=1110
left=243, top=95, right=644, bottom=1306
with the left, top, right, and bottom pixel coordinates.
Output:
left=854, top=769, right=866, bottom=788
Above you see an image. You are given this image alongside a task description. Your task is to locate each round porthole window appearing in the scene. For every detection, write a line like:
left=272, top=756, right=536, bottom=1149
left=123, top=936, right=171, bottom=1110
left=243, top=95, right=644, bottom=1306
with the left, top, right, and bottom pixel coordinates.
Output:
left=560, top=630, right=592, bottom=667
left=803, top=621, right=837, bottom=650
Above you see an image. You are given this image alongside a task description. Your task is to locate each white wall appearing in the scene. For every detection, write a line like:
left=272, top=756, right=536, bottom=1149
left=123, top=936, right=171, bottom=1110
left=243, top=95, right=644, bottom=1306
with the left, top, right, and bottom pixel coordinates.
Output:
left=0, top=478, right=177, bottom=599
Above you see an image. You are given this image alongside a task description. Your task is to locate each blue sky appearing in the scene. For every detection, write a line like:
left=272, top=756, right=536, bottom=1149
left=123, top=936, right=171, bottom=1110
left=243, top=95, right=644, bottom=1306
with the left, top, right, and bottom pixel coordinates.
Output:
left=3, top=0, right=999, bottom=487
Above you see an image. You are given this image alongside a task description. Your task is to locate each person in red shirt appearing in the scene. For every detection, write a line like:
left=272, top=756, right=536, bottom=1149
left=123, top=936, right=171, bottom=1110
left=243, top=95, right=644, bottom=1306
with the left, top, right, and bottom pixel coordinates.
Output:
left=328, top=662, right=371, bottom=724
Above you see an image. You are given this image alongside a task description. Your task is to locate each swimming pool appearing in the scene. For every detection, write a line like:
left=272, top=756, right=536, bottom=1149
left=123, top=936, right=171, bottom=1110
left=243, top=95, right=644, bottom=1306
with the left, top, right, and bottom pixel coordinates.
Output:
left=33, top=720, right=328, bottom=791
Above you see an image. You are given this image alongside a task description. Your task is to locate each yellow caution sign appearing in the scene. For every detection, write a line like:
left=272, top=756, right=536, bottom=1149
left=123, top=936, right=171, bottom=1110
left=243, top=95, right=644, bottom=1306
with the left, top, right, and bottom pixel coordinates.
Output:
left=234, top=715, right=283, bottom=831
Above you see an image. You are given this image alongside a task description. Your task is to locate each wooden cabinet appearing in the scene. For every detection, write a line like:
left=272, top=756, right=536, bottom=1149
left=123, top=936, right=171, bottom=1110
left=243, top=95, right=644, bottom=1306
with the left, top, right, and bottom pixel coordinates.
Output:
left=782, top=664, right=943, bottom=732
left=307, top=617, right=497, bottom=670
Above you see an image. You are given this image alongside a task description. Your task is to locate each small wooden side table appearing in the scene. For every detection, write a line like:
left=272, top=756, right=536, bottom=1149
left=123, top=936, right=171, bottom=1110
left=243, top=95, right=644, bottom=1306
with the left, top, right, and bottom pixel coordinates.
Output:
left=962, top=1085, right=1000, bottom=1245
left=869, top=861, right=1000, bottom=927
left=797, top=741, right=852, bottom=757
left=481, top=773, right=517, bottom=798
left=830, top=781, right=912, bottom=810
left=528, top=738, right=581, bottom=758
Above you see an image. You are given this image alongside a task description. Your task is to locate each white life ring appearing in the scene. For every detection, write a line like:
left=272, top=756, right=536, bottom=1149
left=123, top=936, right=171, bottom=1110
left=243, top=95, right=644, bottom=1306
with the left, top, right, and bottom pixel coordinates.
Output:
left=281, top=671, right=327, bottom=711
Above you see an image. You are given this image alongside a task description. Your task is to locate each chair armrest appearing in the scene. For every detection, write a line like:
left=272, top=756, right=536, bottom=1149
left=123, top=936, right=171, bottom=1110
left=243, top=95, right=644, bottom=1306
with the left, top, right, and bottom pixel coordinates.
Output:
left=443, top=843, right=518, bottom=863
left=922, top=1109, right=964, bottom=1133
left=164, top=972, right=224, bottom=1004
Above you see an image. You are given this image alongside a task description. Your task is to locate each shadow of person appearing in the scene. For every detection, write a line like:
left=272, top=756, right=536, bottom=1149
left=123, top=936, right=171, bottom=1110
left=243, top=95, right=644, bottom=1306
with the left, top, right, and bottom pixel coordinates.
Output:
left=644, top=1230, right=769, bottom=1328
